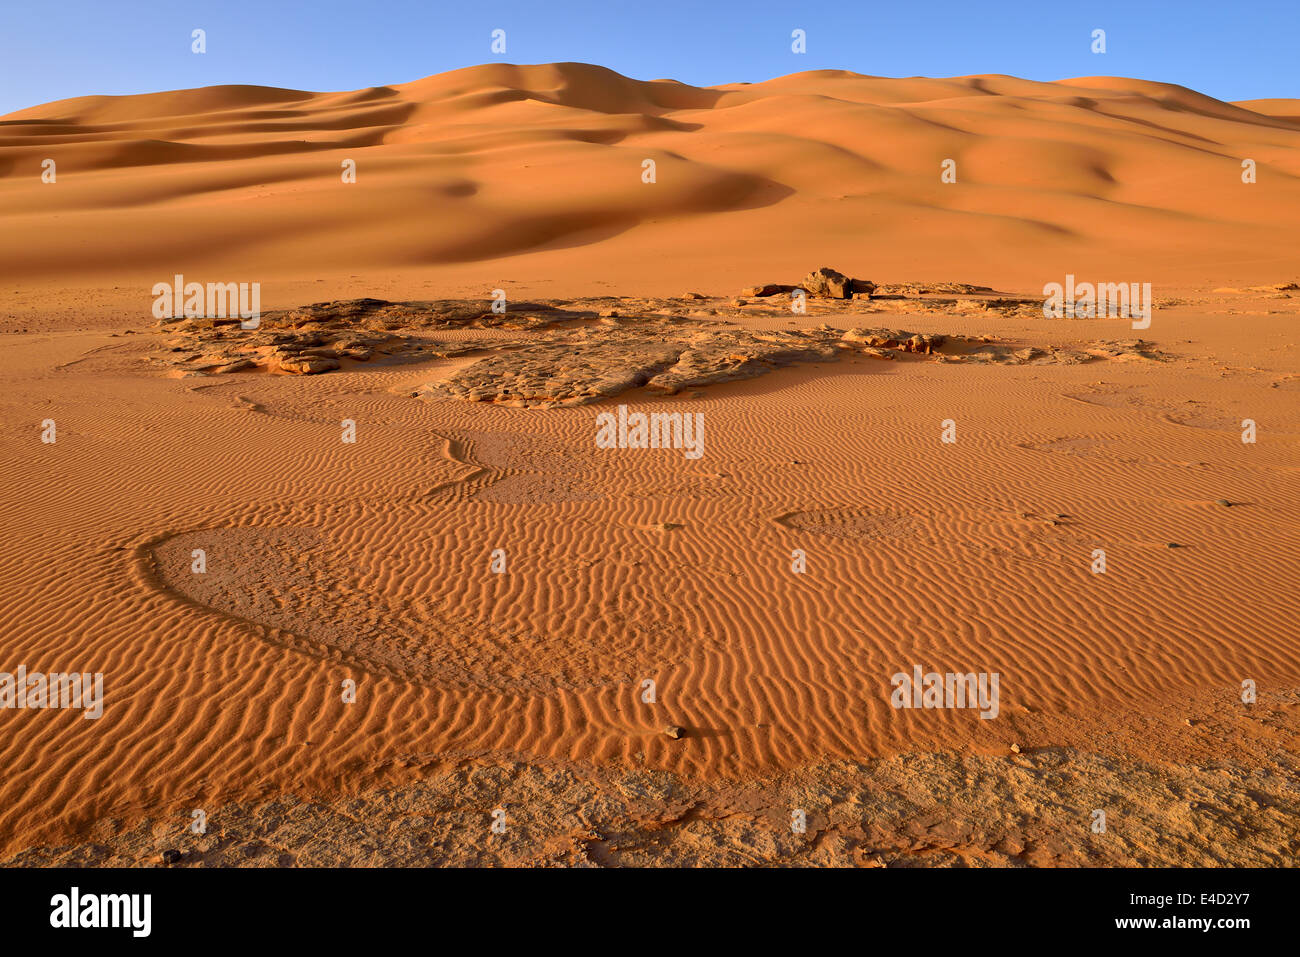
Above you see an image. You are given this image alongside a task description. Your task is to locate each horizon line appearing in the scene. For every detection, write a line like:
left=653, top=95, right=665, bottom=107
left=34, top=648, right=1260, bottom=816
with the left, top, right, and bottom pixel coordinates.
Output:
left=6, top=61, right=1293, bottom=118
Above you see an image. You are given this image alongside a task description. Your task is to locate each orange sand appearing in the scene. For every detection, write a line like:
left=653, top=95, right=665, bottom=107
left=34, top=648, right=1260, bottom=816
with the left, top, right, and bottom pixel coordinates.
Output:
left=0, top=64, right=1297, bottom=865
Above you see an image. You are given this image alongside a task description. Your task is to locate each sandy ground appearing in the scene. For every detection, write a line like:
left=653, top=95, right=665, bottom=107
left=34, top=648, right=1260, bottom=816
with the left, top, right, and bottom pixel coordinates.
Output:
left=0, top=64, right=1297, bottom=866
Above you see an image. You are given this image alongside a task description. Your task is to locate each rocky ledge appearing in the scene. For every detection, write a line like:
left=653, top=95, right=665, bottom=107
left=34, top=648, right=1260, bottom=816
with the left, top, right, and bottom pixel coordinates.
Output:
left=148, top=289, right=1163, bottom=407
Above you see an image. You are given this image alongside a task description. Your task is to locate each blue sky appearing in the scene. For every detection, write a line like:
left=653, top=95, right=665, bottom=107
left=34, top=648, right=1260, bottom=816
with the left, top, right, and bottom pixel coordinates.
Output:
left=1, top=0, right=1294, bottom=115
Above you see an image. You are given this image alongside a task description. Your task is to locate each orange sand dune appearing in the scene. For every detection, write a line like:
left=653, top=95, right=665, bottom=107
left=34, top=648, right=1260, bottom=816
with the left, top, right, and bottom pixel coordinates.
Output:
left=3, top=63, right=1300, bottom=322
left=0, top=65, right=1298, bottom=865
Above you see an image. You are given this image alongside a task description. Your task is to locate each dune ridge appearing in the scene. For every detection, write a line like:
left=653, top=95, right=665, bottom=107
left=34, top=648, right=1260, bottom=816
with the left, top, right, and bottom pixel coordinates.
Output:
left=3, top=62, right=1300, bottom=316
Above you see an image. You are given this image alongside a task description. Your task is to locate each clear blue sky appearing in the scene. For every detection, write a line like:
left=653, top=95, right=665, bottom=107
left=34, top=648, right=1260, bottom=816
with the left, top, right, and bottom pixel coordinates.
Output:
left=1, top=0, right=1294, bottom=116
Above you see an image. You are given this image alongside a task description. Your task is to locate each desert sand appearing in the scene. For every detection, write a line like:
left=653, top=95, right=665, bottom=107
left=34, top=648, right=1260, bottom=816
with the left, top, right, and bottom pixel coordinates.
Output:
left=0, top=64, right=1297, bottom=866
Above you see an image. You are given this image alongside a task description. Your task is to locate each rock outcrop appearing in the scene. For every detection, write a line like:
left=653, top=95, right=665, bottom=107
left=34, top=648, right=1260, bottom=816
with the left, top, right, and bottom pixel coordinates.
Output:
left=742, top=267, right=878, bottom=301
left=149, top=295, right=1162, bottom=399
left=739, top=283, right=797, bottom=298
left=801, top=266, right=855, bottom=299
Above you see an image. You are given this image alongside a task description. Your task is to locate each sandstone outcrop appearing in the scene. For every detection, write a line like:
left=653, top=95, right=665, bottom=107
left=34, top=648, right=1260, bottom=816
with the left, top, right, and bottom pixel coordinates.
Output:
left=743, top=267, right=878, bottom=301
left=149, top=296, right=1161, bottom=400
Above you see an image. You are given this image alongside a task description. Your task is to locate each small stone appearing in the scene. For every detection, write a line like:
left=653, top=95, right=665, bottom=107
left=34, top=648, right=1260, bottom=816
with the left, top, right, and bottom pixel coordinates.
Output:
left=160, top=849, right=182, bottom=865
left=1215, top=499, right=1232, bottom=507
left=663, top=725, right=685, bottom=740
left=1184, top=718, right=1194, bottom=727
left=277, top=355, right=340, bottom=375
left=1167, top=542, right=1183, bottom=548
left=1009, top=743, right=1021, bottom=754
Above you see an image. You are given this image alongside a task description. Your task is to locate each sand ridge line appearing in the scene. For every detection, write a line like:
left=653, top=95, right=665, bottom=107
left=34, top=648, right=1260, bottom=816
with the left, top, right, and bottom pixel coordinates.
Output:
left=6, top=65, right=1300, bottom=303
left=138, top=521, right=717, bottom=697
left=127, top=526, right=423, bottom=685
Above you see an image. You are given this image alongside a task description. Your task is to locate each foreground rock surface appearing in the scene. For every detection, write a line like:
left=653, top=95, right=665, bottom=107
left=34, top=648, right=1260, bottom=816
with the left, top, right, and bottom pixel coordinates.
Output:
left=151, top=293, right=1164, bottom=407
left=6, top=689, right=1295, bottom=867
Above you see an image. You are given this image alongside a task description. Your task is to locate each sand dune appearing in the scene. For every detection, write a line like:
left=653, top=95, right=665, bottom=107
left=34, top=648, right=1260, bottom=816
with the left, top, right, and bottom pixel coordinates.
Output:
left=3, top=63, right=1300, bottom=321
left=0, top=65, right=1298, bottom=866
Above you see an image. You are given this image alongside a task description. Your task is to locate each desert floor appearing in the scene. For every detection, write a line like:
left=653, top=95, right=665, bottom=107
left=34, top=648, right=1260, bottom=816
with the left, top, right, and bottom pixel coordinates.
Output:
left=0, top=65, right=1297, bottom=866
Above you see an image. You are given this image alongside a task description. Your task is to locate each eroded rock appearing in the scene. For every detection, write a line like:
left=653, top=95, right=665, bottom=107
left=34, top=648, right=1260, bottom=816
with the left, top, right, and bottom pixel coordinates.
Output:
left=740, top=283, right=797, bottom=298
left=147, top=295, right=1164, bottom=401
left=801, top=266, right=854, bottom=299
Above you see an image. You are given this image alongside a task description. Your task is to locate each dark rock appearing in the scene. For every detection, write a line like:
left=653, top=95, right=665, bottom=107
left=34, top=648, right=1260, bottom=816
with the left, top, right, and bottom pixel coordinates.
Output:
left=801, top=267, right=853, bottom=299
left=740, top=283, right=797, bottom=298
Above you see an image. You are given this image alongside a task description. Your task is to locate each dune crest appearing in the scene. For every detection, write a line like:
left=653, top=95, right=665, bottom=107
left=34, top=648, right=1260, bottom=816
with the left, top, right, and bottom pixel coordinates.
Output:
left=4, top=62, right=1300, bottom=303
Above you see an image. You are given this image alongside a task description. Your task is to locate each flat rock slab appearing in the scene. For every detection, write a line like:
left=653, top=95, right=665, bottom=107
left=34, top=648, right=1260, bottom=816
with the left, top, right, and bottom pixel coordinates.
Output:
left=148, top=296, right=1165, bottom=399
